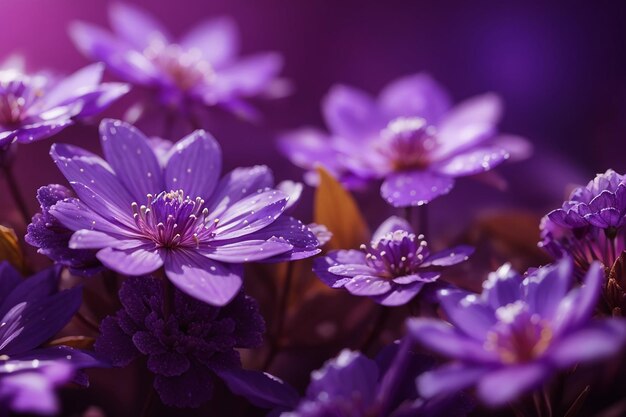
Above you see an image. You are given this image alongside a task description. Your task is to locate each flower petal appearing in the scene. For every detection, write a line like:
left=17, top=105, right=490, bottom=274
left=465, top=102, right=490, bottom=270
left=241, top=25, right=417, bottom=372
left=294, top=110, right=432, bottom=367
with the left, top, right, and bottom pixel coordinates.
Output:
left=216, top=368, right=300, bottom=409
left=433, top=93, right=502, bottom=160
left=418, top=362, right=489, bottom=399
left=206, top=165, right=274, bottom=219
left=164, top=251, right=242, bottom=306
left=372, top=216, right=413, bottom=241
left=180, top=17, right=239, bottom=67
left=408, top=318, right=498, bottom=362
left=380, top=170, right=455, bottom=207
left=372, top=281, right=424, bottom=306
left=422, top=245, right=474, bottom=267
left=212, top=190, right=288, bottom=240
left=201, top=239, right=293, bottom=263
left=165, top=130, right=221, bottom=199
left=312, top=250, right=366, bottom=289
left=322, top=84, right=384, bottom=140
left=344, top=275, right=392, bottom=296
left=96, top=246, right=163, bottom=276
left=378, top=72, right=451, bottom=124
left=211, top=53, right=282, bottom=101
left=476, top=363, right=548, bottom=407
left=434, top=146, right=509, bottom=177
left=108, top=2, right=171, bottom=49
left=100, top=119, right=165, bottom=201
left=438, top=289, right=496, bottom=340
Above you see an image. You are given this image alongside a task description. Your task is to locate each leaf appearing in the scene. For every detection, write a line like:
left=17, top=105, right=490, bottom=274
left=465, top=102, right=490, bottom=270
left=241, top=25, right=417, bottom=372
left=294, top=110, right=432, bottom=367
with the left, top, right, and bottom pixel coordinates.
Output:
left=0, top=225, right=24, bottom=271
left=215, top=368, right=300, bottom=409
left=48, top=336, right=95, bottom=350
left=314, top=166, right=369, bottom=250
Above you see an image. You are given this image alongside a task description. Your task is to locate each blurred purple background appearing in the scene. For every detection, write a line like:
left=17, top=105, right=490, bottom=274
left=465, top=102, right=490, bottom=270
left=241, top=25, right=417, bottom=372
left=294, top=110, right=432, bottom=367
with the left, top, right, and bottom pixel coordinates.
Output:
left=2, top=0, right=626, bottom=232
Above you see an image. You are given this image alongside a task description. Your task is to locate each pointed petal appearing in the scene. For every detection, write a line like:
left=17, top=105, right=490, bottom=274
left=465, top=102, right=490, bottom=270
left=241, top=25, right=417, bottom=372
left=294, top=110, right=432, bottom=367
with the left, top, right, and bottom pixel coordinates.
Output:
left=344, top=275, right=392, bottom=296
left=476, top=363, right=548, bottom=407
left=96, top=246, right=163, bottom=276
left=109, top=2, right=171, bottom=49
left=164, top=251, right=242, bottom=306
left=422, top=245, right=474, bottom=267
left=180, top=17, right=239, bottom=67
left=216, top=368, right=299, bottom=409
left=207, top=165, right=273, bottom=219
left=100, top=119, right=165, bottom=200
left=372, top=216, right=413, bottom=241
left=438, top=289, right=496, bottom=340
left=380, top=170, right=454, bottom=207
left=372, top=281, right=424, bottom=306
left=435, top=147, right=509, bottom=177
left=379, top=73, right=451, bottom=124
left=201, top=239, right=293, bottom=263
left=165, top=130, right=221, bottom=199
left=322, top=84, right=384, bottom=140
left=418, top=362, right=488, bottom=398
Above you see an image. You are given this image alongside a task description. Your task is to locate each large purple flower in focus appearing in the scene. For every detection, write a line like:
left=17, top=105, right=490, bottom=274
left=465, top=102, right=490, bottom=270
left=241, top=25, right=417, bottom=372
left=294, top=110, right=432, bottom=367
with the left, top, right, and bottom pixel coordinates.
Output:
left=409, top=258, right=626, bottom=407
left=281, top=344, right=471, bottom=417
left=0, top=60, right=128, bottom=148
left=47, top=119, right=319, bottom=306
left=541, top=169, right=626, bottom=272
left=95, top=275, right=264, bottom=407
left=313, top=216, right=473, bottom=306
left=0, top=262, right=101, bottom=415
left=279, top=74, right=529, bottom=207
left=70, top=3, right=283, bottom=112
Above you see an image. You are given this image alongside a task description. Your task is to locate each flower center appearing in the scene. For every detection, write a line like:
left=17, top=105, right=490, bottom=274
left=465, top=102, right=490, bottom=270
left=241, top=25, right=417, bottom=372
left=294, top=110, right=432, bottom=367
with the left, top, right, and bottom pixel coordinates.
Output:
left=485, top=301, right=553, bottom=363
left=131, top=190, right=218, bottom=249
left=0, top=71, right=42, bottom=126
left=375, top=117, right=438, bottom=171
left=143, top=39, right=215, bottom=91
left=361, top=230, right=429, bottom=278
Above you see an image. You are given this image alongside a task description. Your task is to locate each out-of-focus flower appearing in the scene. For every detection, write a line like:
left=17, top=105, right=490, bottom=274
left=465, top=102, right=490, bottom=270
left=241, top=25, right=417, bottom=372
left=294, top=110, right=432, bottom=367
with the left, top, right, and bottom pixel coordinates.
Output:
left=313, top=216, right=473, bottom=306
left=541, top=169, right=626, bottom=272
left=26, top=184, right=103, bottom=276
left=0, top=60, right=128, bottom=149
left=70, top=3, right=283, bottom=114
left=0, top=262, right=101, bottom=415
left=409, top=258, right=626, bottom=407
left=47, top=119, right=319, bottom=306
left=281, top=343, right=471, bottom=417
left=95, top=275, right=264, bottom=408
left=278, top=73, right=529, bottom=207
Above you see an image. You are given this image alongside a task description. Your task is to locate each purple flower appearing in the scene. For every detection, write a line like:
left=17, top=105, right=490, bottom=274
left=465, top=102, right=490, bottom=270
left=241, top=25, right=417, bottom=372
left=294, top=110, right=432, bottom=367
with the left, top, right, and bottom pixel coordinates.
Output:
left=0, top=262, right=101, bottom=415
left=47, top=119, right=319, bottom=306
left=281, top=343, right=471, bottom=417
left=0, top=60, right=128, bottom=148
left=95, top=275, right=264, bottom=408
left=541, top=170, right=626, bottom=271
left=70, top=3, right=283, bottom=112
left=409, top=258, right=626, bottom=407
left=26, top=184, right=103, bottom=276
left=313, top=216, right=473, bottom=306
left=278, top=73, right=529, bottom=207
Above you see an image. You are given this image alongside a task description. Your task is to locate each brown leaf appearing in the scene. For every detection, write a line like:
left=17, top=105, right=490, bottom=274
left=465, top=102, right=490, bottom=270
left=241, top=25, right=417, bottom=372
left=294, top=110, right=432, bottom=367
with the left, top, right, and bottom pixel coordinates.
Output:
left=0, top=225, right=24, bottom=271
left=313, top=167, right=369, bottom=250
left=48, top=335, right=95, bottom=350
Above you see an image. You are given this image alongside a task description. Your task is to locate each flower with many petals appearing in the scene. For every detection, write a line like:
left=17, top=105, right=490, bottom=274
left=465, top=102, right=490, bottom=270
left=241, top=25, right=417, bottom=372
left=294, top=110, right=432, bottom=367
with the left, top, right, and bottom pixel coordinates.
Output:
left=541, top=169, right=626, bottom=272
left=70, top=3, right=283, bottom=114
left=0, top=262, right=101, bottom=415
left=95, top=275, right=264, bottom=407
left=0, top=60, right=127, bottom=149
left=409, top=258, right=626, bottom=407
left=281, top=344, right=472, bottom=417
left=26, top=184, right=102, bottom=276
left=46, top=119, right=319, bottom=306
left=278, top=73, right=529, bottom=207
left=313, top=216, right=473, bottom=306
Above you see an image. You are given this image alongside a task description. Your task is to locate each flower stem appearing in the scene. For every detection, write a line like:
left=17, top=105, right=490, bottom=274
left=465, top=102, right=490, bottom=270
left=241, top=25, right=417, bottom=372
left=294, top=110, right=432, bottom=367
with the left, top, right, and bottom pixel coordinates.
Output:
left=418, top=205, right=429, bottom=237
left=1, top=163, right=30, bottom=225
left=139, top=385, right=157, bottom=417
left=359, top=305, right=390, bottom=353
left=262, top=261, right=295, bottom=371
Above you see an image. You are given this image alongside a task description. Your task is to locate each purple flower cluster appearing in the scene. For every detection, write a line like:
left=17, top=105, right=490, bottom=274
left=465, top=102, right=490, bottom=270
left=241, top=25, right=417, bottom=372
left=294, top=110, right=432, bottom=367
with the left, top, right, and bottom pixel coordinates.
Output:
left=314, top=216, right=473, bottom=305
left=541, top=169, right=626, bottom=271
left=410, top=258, right=626, bottom=406
left=95, top=275, right=264, bottom=407
left=0, top=262, right=101, bottom=415
left=279, top=74, right=530, bottom=207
